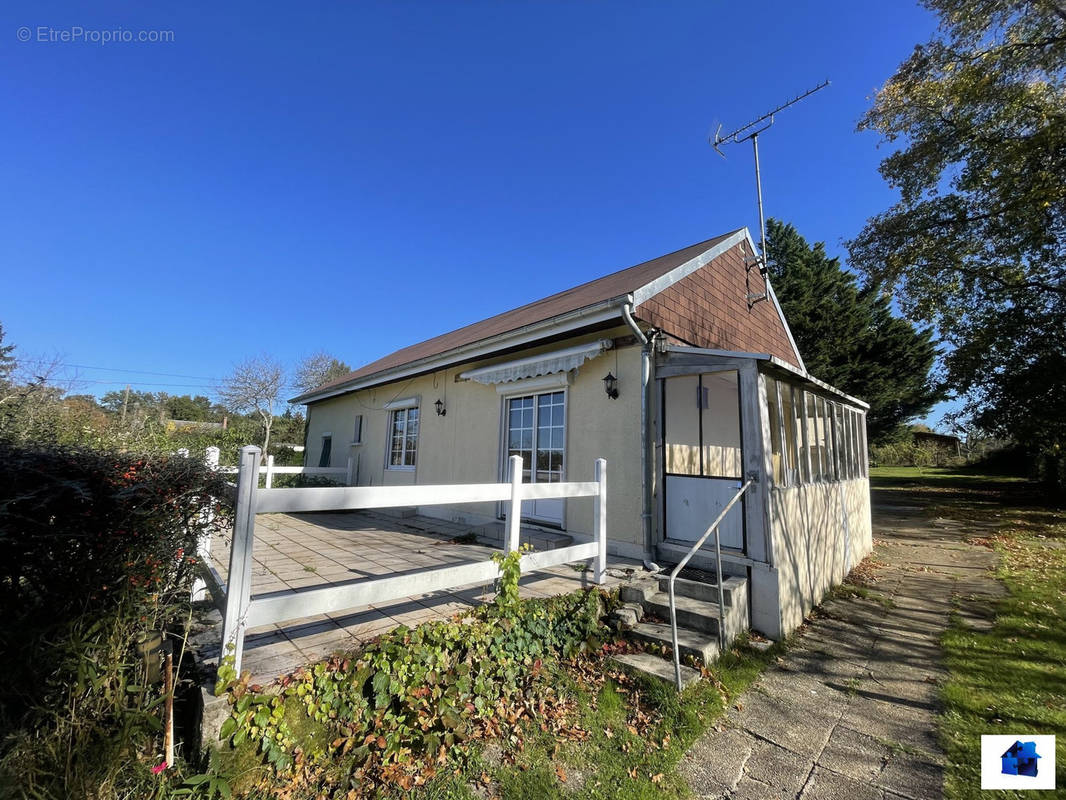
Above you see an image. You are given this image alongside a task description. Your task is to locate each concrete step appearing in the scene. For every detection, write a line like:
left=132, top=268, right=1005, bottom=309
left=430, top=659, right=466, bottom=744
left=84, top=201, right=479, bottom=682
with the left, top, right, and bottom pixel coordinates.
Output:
left=642, top=592, right=724, bottom=636
left=656, top=575, right=746, bottom=607
left=610, top=652, right=700, bottom=689
left=473, top=524, right=574, bottom=551
left=629, top=621, right=720, bottom=666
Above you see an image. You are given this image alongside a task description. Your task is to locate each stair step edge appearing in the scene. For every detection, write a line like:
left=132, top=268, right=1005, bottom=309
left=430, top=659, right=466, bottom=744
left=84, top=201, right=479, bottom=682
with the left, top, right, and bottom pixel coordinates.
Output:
left=610, top=653, right=701, bottom=688
left=631, top=623, right=720, bottom=651
left=646, top=592, right=725, bottom=614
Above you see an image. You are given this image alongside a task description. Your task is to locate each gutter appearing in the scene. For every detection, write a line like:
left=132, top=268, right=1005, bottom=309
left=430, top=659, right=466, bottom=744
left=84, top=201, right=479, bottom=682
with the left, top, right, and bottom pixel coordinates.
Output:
left=621, top=299, right=659, bottom=570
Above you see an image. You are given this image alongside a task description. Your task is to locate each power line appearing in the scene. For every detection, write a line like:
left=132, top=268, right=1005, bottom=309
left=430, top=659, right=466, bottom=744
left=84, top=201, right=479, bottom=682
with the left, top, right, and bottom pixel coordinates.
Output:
left=43, top=377, right=222, bottom=389
left=13, top=359, right=222, bottom=381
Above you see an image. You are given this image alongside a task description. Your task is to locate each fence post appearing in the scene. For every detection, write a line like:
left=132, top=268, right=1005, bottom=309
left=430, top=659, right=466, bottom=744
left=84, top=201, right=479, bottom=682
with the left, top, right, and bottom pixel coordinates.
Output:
left=265, top=454, right=274, bottom=489
left=191, top=447, right=222, bottom=602
left=505, top=455, right=522, bottom=554
left=220, top=445, right=261, bottom=678
left=346, top=455, right=354, bottom=485
left=593, top=458, right=607, bottom=585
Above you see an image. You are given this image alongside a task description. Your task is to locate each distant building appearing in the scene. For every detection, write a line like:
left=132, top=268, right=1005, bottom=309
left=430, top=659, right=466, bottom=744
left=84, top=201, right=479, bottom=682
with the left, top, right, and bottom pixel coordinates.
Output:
left=913, top=430, right=962, bottom=459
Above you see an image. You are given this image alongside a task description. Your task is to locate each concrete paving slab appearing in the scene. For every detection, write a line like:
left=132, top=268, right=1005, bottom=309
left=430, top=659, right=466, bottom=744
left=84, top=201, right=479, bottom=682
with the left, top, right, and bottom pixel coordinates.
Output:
left=798, top=765, right=884, bottom=800
left=678, top=727, right=752, bottom=796
left=742, top=738, right=812, bottom=796
left=680, top=490, right=1002, bottom=800
left=817, top=724, right=892, bottom=782
left=875, top=755, right=943, bottom=800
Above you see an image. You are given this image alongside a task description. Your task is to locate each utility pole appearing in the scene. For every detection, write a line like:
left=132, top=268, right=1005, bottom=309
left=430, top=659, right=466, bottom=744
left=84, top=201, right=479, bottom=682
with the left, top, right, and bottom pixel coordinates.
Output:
left=120, top=384, right=131, bottom=424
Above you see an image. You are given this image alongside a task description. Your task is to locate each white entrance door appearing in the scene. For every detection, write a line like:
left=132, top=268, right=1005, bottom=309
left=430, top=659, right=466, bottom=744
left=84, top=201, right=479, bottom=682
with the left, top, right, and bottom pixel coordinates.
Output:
left=505, top=390, right=566, bottom=526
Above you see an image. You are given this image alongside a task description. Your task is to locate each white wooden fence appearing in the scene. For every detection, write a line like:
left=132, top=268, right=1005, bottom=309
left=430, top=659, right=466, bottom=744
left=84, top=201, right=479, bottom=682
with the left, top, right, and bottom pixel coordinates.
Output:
left=203, top=445, right=608, bottom=676
left=214, top=453, right=354, bottom=487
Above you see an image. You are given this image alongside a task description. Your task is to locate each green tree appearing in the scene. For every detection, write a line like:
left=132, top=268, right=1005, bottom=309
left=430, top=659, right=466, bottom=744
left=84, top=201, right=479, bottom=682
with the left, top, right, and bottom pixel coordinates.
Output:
left=850, top=0, right=1066, bottom=470
left=767, top=219, right=942, bottom=442
left=0, top=324, right=14, bottom=387
left=165, top=394, right=217, bottom=422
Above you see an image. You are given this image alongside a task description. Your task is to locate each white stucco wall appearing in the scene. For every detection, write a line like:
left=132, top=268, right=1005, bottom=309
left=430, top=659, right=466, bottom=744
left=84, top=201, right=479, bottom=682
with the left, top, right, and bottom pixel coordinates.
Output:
left=303, top=327, right=647, bottom=556
left=766, top=477, right=873, bottom=638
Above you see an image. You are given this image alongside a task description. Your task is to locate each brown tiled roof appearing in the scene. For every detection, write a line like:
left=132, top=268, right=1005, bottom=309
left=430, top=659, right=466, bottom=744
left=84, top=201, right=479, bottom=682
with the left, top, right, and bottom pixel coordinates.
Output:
left=295, top=230, right=743, bottom=401
left=636, top=237, right=801, bottom=368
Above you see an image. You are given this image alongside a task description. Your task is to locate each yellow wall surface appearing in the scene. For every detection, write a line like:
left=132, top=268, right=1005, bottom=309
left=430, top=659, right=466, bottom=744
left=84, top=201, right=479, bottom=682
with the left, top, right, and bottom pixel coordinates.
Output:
left=769, top=477, right=872, bottom=636
left=303, top=327, right=646, bottom=552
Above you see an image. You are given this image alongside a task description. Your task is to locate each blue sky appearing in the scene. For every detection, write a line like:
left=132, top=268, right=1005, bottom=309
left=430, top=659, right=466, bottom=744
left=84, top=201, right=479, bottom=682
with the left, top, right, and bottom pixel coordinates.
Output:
left=0, top=1, right=953, bottom=422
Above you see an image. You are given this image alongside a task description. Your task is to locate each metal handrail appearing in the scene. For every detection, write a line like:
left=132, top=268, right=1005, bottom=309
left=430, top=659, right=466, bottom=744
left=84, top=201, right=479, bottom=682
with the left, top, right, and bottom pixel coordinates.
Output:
left=669, top=479, right=754, bottom=691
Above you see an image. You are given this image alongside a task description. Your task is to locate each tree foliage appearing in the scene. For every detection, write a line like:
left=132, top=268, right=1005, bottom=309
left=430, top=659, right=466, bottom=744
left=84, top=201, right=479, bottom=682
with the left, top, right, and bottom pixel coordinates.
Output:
left=850, top=0, right=1066, bottom=467
left=767, top=219, right=942, bottom=442
left=294, top=351, right=352, bottom=394
left=0, top=324, right=14, bottom=386
left=219, top=355, right=285, bottom=454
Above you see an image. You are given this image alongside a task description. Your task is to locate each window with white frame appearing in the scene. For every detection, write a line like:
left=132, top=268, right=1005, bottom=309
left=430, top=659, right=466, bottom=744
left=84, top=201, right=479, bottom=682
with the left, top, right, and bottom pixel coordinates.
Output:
left=387, top=404, right=419, bottom=469
left=352, top=414, right=364, bottom=445
left=319, top=435, right=332, bottom=468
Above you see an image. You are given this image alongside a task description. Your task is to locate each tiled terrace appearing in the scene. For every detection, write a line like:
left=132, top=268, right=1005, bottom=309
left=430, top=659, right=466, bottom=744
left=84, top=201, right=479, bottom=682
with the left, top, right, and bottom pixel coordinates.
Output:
left=195, top=511, right=639, bottom=683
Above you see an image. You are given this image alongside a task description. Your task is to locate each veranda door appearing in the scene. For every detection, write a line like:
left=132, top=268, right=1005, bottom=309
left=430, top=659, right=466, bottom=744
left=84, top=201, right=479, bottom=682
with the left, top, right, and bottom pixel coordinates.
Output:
left=505, top=390, right=566, bottom=526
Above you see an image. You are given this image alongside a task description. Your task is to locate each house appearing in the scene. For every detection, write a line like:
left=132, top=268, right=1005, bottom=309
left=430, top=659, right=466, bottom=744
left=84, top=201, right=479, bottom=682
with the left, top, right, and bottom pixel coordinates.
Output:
left=291, top=228, right=872, bottom=639
left=912, top=429, right=962, bottom=463
left=1001, top=740, right=1040, bottom=777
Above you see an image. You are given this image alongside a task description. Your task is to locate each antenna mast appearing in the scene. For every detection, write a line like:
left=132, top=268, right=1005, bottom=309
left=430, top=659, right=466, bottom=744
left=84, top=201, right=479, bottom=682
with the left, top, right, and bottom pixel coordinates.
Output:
left=711, top=80, right=829, bottom=307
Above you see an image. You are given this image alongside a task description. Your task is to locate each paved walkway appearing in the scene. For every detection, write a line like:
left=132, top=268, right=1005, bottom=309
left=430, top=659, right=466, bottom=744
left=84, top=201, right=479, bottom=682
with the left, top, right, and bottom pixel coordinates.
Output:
left=680, top=490, right=1003, bottom=800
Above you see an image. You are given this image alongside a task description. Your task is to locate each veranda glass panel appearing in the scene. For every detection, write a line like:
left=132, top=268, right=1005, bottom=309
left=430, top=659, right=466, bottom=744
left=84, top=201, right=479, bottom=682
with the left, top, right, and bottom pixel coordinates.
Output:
left=766, top=376, right=784, bottom=485
left=780, top=384, right=799, bottom=485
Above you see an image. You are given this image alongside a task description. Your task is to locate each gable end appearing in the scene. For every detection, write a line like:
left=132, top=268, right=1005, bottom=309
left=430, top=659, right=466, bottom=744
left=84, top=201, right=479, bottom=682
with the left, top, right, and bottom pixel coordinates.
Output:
left=634, top=236, right=802, bottom=367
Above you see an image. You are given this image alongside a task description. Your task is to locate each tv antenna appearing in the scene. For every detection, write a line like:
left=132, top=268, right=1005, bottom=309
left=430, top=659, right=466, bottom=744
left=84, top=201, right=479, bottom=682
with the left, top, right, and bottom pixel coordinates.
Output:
left=711, top=80, right=829, bottom=307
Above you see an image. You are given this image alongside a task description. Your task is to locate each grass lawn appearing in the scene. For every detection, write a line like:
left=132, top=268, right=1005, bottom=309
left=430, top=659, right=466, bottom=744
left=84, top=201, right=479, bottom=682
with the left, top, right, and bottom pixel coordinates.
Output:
left=872, top=466, right=1066, bottom=798
left=411, top=640, right=780, bottom=800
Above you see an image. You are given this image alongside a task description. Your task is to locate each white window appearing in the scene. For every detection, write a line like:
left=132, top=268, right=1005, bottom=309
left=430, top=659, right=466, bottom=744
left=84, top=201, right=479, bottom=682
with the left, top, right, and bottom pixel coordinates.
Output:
left=352, top=414, right=364, bottom=445
left=387, top=406, right=419, bottom=469
left=318, top=435, right=332, bottom=468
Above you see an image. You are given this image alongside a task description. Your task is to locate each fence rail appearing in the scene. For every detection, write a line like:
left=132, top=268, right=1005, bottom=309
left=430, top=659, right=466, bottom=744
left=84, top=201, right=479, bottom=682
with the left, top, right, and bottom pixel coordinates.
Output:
left=214, top=454, right=354, bottom=487
left=204, top=446, right=608, bottom=676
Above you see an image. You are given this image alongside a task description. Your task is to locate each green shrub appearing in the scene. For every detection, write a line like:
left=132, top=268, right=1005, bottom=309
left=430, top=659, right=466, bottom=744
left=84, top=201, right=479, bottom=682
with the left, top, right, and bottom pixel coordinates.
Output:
left=0, top=442, right=234, bottom=798
left=215, top=558, right=608, bottom=796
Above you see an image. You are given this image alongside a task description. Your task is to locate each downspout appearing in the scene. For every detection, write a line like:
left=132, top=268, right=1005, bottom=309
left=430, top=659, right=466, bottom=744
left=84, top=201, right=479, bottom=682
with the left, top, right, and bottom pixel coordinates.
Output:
left=622, top=301, right=660, bottom=571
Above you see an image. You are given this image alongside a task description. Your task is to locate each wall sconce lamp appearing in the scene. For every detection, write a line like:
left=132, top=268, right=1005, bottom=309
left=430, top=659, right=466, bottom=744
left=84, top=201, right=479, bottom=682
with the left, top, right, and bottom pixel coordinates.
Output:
left=434, top=398, right=447, bottom=417
left=602, top=372, right=619, bottom=400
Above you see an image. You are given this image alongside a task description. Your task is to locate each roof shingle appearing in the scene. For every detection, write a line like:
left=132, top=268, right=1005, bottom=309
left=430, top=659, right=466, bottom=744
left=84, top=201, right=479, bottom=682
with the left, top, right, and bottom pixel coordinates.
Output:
left=295, top=230, right=741, bottom=401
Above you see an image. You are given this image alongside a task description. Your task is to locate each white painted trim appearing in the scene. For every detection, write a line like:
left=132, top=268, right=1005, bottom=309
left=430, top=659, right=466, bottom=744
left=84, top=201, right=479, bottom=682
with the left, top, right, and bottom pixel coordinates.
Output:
left=493, top=372, right=572, bottom=395
left=384, top=396, right=419, bottom=410
left=631, top=229, right=748, bottom=306
left=496, top=384, right=570, bottom=527
left=291, top=299, right=627, bottom=404
left=662, top=344, right=869, bottom=410
left=739, top=228, right=807, bottom=373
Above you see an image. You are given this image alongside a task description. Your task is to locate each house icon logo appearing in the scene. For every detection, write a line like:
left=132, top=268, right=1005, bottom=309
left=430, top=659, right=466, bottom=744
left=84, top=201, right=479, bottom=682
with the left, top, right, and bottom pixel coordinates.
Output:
left=1000, top=740, right=1040, bottom=777
left=981, top=734, right=1056, bottom=790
